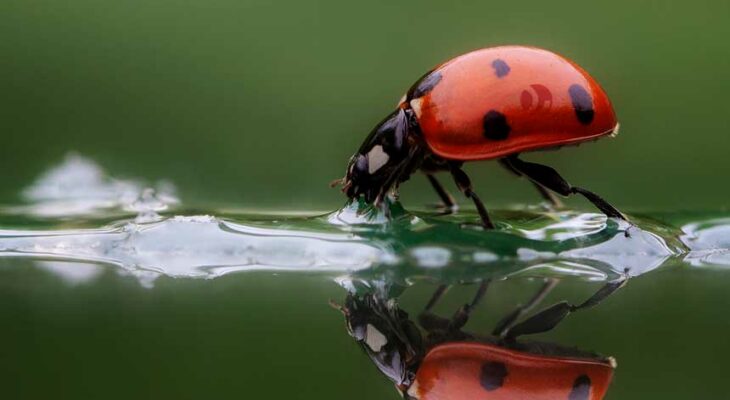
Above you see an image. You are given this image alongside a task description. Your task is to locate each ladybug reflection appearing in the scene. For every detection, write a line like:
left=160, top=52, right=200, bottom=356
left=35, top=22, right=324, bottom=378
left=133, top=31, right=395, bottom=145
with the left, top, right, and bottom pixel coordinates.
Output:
left=332, top=46, right=625, bottom=228
left=332, top=278, right=626, bottom=399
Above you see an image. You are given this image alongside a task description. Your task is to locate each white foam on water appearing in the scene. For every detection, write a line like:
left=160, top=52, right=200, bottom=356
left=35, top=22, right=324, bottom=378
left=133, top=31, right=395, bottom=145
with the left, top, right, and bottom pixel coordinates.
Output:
left=14, top=153, right=178, bottom=218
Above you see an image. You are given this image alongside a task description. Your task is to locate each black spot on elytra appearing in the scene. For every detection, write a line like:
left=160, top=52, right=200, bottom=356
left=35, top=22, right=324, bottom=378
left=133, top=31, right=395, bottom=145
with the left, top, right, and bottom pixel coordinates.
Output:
left=568, top=375, right=592, bottom=400
left=409, top=71, right=442, bottom=99
left=483, top=110, right=511, bottom=140
left=568, top=84, right=594, bottom=125
left=491, top=59, right=511, bottom=78
left=480, top=361, right=508, bottom=391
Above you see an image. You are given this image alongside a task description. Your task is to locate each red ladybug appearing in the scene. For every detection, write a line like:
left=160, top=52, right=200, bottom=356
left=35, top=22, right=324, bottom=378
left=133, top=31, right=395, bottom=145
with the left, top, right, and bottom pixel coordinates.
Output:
left=333, top=278, right=626, bottom=399
left=333, top=46, right=625, bottom=228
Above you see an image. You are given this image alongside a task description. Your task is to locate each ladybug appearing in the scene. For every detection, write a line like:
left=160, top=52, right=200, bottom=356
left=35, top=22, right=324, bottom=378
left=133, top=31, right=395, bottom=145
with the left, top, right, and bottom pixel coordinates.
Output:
left=332, top=46, right=625, bottom=228
left=332, top=277, right=626, bottom=399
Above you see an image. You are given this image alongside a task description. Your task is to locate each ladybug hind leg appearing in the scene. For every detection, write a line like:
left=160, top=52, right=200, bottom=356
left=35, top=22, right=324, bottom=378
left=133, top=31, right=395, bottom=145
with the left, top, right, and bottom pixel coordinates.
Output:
left=499, top=159, right=563, bottom=208
left=492, top=278, right=558, bottom=338
left=502, top=155, right=626, bottom=221
left=502, top=277, right=628, bottom=342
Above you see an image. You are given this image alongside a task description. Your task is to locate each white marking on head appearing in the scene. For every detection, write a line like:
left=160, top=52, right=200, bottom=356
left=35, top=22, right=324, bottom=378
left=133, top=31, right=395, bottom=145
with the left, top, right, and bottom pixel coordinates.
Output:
left=410, top=97, right=424, bottom=119
left=367, top=145, right=389, bottom=174
left=365, top=324, right=388, bottom=352
left=397, top=93, right=407, bottom=106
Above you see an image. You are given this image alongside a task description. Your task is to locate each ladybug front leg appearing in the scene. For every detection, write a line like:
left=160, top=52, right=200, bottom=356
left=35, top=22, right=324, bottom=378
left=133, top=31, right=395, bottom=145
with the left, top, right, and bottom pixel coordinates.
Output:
left=449, top=165, right=495, bottom=229
left=502, top=155, right=627, bottom=221
left=419, top=281, right=489, bottom=333
left=425, top=174, right=457, bottom=209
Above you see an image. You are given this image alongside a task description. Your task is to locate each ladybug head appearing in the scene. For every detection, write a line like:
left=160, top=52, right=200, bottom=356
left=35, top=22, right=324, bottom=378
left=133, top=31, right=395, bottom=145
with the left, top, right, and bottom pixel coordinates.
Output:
left=332, top=293, right=423, bottom=393
left=333, top=109, right=419, bottom=204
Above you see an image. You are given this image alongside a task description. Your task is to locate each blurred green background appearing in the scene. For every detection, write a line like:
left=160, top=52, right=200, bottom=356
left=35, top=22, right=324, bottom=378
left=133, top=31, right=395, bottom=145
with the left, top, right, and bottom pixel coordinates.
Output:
left=2, top=0, right=729, bottom=210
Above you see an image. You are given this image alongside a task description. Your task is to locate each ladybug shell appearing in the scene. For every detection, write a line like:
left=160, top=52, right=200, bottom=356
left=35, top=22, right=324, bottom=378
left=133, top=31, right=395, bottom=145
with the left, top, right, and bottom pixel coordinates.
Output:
left=408, top=342, right=614, bottom=400
left=401, top=46, right=618, bottom=161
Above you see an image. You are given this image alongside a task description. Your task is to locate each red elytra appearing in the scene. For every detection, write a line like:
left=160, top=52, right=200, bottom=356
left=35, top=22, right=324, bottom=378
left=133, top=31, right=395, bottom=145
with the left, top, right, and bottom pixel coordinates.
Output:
left=400, top=46, right=618, bottom=161
left=409, top=342, right=614, bottom=400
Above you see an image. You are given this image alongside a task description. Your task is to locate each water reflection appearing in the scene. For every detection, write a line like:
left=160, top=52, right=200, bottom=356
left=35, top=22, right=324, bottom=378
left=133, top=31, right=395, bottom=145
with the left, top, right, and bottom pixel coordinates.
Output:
left=333, top=277, right=625, bottom=399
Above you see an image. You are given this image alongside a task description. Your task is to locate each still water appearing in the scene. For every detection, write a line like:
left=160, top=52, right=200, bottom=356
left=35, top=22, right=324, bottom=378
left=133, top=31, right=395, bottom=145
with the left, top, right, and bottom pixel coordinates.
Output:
left=2, top=156, right=730, bottom=399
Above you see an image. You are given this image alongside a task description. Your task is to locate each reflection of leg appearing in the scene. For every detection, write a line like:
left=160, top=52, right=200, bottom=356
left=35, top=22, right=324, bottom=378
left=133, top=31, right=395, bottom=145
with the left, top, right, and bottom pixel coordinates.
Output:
left=424, top=284, right=449, bottom=312
left=499, top=159, right=563, bottom=207
left=493, top=278, right=558, bottom=337
left=533, top=183, right=564, bottom=208
left=425, top=174, right=457, bottom=209
left=419, top=281, right=489, bottom=332
left=503, top=155, right=625, bottom=220
left=449, top=281, right=489, bottom=330
left=449, top=166, right=495, bottom=229
left=503, top=278, right=628, bottom=341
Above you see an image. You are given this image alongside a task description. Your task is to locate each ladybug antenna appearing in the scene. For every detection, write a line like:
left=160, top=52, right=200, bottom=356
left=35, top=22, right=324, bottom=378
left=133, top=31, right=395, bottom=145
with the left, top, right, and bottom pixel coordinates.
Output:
left=340, top=180, right=353, bottom=194
left=328, top=299, right=348, bottom=316
left=329, top=177, right=345, bottom=188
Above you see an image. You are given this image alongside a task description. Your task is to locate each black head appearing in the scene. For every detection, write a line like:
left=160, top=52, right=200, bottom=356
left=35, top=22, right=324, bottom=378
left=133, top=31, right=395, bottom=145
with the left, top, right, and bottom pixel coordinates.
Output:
left=333, top=293, right=423, bottom=394
left=334, top=108, right=420, bottom=204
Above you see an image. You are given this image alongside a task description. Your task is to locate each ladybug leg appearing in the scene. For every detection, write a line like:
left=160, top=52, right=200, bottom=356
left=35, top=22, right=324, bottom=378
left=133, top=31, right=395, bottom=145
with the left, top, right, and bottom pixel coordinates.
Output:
left=504, top=155, right=626, bottom=221
left=418, top=285, right=453, bottom=331
left=492, top=278, right=558, bottom=337
left=448, top=280, right=489, bottom=330
left=449, top=165, right=495, bottom=229
left=419, top=281, right=489, bottom=332
left=425, top=173, right=457, bottom=209
left=499, top=159, right=563, bottom=208
left=424, top=284, right=450, bottom=311
left=503, top=277, right=627, bottom=341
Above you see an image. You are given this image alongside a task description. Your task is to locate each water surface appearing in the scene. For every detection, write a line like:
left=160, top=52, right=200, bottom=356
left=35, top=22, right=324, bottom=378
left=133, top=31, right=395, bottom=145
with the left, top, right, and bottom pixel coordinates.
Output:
left=2, top=156, right=730, bottom=399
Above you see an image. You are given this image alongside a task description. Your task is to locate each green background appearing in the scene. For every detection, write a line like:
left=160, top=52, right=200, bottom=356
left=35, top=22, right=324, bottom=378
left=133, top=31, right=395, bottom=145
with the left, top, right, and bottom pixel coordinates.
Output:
left=2, top=0, right=729, bottom=210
